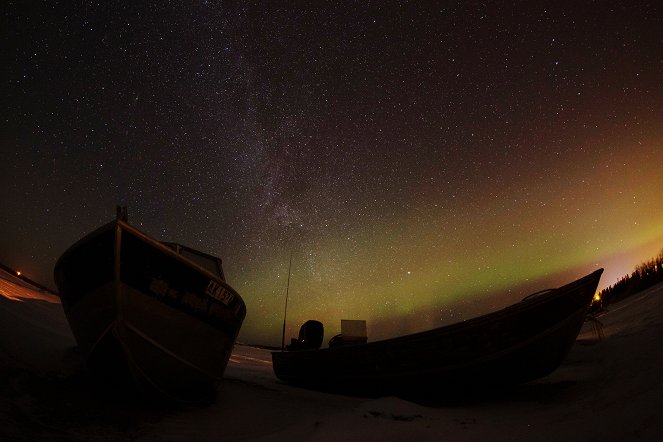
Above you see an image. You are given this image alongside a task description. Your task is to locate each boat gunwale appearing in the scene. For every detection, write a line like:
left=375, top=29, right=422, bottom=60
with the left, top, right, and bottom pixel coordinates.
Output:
left=54, top=219, right=246, bottom=311
left=275, top=297, right=589, bottom=385
left=272, top=269, right=603, bottom=357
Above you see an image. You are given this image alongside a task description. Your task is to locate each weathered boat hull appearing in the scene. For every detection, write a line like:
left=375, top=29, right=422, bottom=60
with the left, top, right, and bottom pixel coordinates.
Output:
left=272, top=269, right=603, bottom=397
left=55, top=219, right=246, bottom=402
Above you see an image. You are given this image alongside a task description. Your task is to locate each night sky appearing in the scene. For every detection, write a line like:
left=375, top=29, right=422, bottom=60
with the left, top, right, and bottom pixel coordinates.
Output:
left=3, top=2, right=663, bottom=345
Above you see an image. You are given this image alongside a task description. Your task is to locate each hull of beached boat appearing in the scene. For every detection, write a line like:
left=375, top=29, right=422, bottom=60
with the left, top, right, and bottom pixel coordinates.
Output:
left=55, top=219, right=246, bottom=402
left=272, top=269, right=603, bottom=398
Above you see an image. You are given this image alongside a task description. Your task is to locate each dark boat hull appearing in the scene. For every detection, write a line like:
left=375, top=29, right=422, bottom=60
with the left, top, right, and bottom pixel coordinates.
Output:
left=272, top=269, right=603, bottom=397
left=55, top=219, right=246, bottom=402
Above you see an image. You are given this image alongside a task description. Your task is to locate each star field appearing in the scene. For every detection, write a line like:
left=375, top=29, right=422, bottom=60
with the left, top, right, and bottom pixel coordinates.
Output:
left=3, top=2, right=663, bottom=345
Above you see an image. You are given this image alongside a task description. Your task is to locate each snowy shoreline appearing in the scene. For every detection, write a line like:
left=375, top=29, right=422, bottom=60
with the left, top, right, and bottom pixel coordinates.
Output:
left=2, top=269, right=662, bottom=441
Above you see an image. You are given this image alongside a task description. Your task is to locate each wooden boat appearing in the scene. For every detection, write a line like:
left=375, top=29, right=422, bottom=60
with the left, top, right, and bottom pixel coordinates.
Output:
left=54, top=209, right=246, bottom=403
left=272, top=269, right=603, bottom=398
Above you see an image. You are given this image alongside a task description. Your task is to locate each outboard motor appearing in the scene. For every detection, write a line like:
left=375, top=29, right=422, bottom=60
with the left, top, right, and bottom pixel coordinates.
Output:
left=287, top=320, right=324, bottom=350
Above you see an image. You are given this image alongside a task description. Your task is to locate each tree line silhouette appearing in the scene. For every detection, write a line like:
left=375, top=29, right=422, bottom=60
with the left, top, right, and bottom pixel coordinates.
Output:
left=594, top=247, right=663, bottom=311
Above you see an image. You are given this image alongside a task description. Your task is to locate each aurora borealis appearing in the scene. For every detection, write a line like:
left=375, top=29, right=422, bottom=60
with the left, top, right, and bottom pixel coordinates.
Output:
left=3, top=2, right=663, bottom=345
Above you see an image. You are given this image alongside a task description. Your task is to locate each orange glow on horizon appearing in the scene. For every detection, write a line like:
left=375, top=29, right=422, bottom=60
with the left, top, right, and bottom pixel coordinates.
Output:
left=0, top=270, right=59, bottom=304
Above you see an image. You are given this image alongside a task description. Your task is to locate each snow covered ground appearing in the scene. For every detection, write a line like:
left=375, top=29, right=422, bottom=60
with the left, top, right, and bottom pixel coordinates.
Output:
left=1, top=268, right=662, bottom=441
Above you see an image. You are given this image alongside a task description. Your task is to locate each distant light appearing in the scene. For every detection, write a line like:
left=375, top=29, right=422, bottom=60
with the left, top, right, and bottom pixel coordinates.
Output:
left=593, top=293, right=601, bottom=302
left=16, top=271, right=21, bottom=276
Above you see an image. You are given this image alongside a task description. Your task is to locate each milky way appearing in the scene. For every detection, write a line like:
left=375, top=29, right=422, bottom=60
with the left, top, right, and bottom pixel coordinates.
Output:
left=3, top=2, right=663, bottom=345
